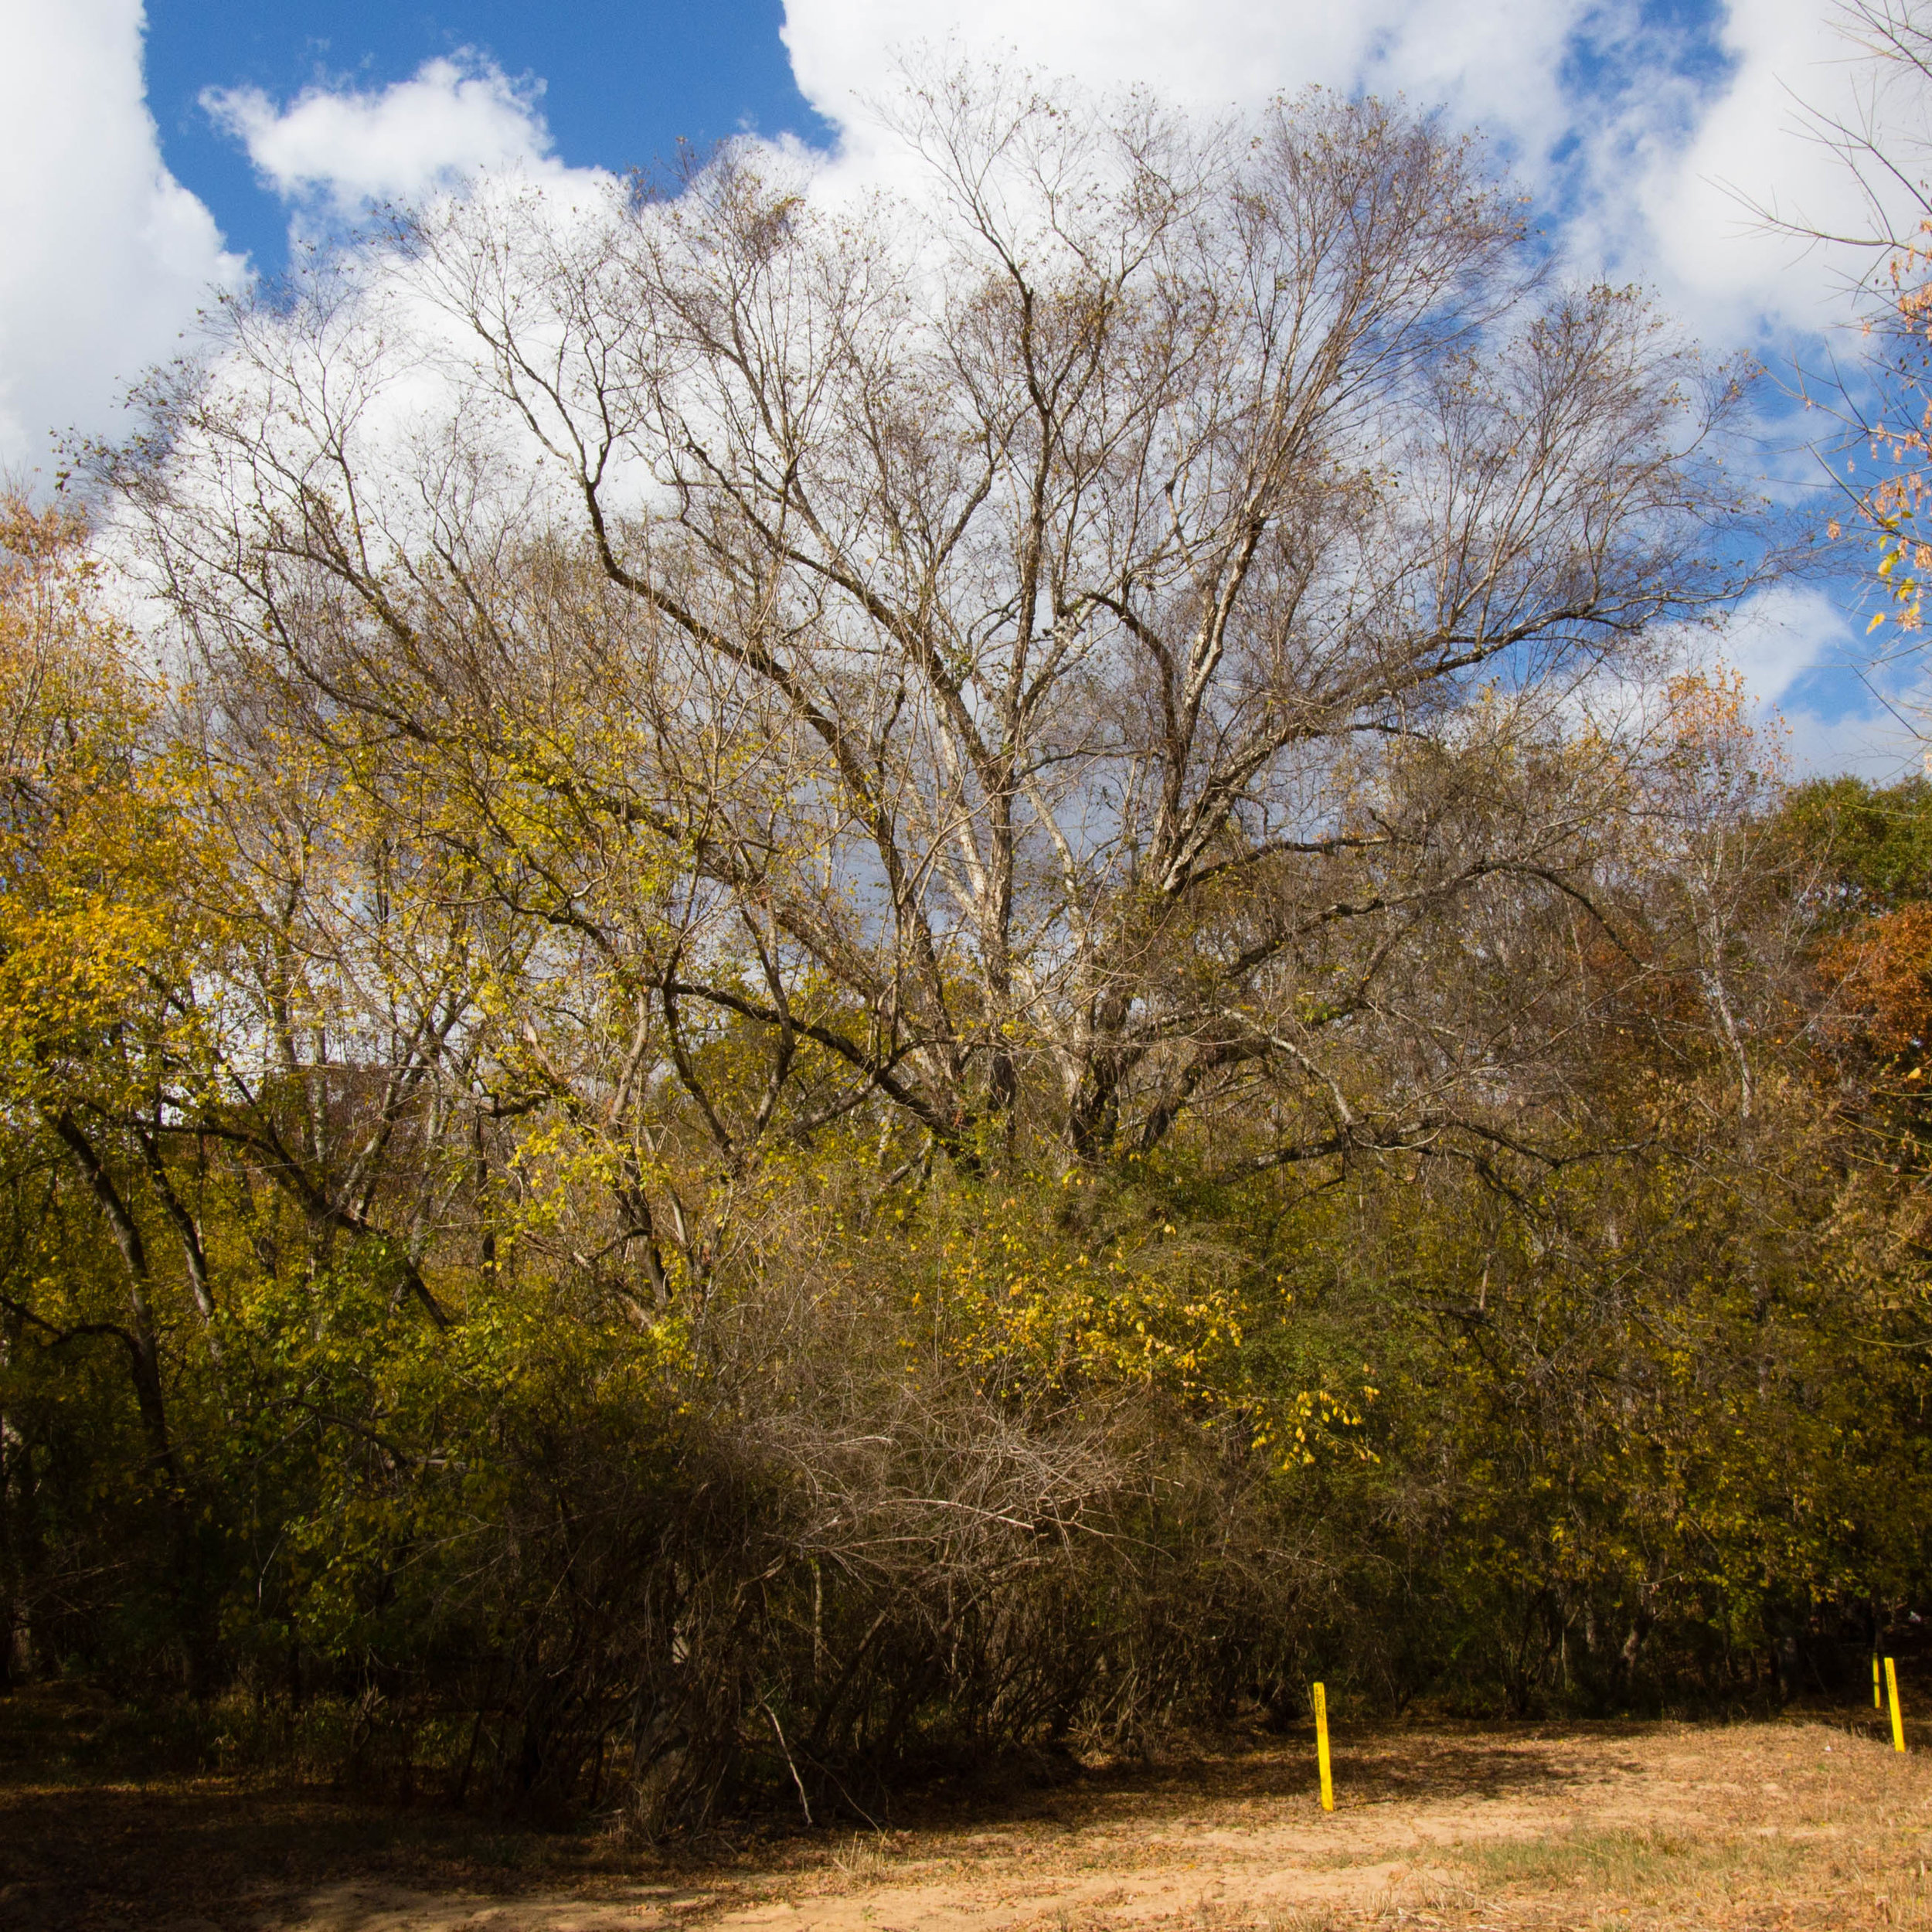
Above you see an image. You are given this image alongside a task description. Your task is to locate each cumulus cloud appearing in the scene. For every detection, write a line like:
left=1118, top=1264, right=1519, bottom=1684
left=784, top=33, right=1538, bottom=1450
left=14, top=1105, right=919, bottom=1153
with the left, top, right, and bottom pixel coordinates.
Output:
left=782, top=0, right=1592, bottom=149
left=204, top=54, right=564, bottom=220
left=2, top=0, right=1904, bottom=769
left=0, top=0, right=242, bottom=473
left=1707, top=583, right=1928, bottom=777
left=779, top=0, right=1888, bottom=349
left=1719, top=584, right=1858, bottom=710
left=1629, top=0, right=1906, bottom=343
left=776, top=0, right=1926, bottom=777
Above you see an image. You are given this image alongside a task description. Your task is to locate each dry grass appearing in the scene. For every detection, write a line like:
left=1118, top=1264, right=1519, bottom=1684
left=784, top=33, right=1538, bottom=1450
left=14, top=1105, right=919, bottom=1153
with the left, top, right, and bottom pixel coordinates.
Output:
left=1079, top=1722, right=1932, bottom=1930
left=826, top=1832, right=895, bottom=1882
left=5, top=1689, right=1932, bottom=1930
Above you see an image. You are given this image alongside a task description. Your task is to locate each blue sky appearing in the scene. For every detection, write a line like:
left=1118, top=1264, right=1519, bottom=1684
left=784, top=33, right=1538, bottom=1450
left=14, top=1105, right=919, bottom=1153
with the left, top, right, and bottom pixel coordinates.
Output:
left=143, top=1, right=832, bottom=277
left=141, top=0, right=1748, bottom=281
left=0, top=0, right=1917, bottom=774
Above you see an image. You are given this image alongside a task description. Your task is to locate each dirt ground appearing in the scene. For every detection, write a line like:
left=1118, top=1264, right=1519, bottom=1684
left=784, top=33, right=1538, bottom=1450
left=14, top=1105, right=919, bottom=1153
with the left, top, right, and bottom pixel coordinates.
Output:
left=3, top=1695, right=1930, bottom=1932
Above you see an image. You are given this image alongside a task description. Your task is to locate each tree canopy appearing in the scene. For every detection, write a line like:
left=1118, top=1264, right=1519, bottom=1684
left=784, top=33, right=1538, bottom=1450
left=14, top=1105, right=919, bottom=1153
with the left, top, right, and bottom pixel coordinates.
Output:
left=0, top=72, right=1926, bottom=1832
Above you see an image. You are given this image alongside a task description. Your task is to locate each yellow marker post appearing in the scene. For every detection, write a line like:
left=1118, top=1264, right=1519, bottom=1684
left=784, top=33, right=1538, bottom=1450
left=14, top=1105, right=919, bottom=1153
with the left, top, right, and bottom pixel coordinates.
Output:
left=1876, top=1652, right=1884, bottom=1710
left=1312, top=1681, right=1335, bottom=1811
left=1888, top=1658, right=1907, bottom=1754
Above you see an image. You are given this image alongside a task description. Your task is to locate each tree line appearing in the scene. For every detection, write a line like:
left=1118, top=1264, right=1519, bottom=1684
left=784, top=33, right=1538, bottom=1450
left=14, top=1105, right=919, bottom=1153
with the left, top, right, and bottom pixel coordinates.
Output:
left=1, top=69, right=1929, bottom=1830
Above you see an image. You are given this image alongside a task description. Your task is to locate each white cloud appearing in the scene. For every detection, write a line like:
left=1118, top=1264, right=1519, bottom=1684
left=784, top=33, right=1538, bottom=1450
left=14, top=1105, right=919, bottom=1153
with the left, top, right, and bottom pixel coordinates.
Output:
left=204, top=55, right=564, bottom=219
left=776, top=0, right=1928, bottom=786
left=0, top=0, right=242, bottom=474
left=1774, top=700, right=1920, bottom=778
left=778, top=0, right=1893, bottom=350
left=1719, top=583, right=1857, bottom=709
left=1706, top=582, right=1930, bottom=777
left=1631, top=0, right=1907, bottom=343
left=781, top=0, right=1593, bottom=145
left=183, top=59, right=618, bottom=535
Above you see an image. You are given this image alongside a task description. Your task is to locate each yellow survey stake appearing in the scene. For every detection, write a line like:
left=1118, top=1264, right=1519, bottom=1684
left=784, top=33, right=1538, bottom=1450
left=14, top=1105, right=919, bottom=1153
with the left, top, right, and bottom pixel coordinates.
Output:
left=1888, top=1657, right=1907, bottom=1753
left=1312, top=1681, right=1334, bottom=1811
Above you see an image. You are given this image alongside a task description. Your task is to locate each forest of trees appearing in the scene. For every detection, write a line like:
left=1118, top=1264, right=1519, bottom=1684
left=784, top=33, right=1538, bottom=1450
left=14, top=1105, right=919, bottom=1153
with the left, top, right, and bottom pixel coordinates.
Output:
left=5, top=62, right=1932, bottom=1834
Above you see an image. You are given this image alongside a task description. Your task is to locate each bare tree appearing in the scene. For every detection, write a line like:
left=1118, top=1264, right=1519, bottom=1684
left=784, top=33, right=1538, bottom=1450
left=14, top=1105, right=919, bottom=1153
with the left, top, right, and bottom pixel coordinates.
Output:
left=107, top=71, right=1762, bottom=1296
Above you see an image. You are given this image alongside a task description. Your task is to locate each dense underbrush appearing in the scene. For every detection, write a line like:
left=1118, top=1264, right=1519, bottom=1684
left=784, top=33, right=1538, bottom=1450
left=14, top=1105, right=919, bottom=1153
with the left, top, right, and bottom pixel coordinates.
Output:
left=9, top=1147, right=1923, bottom=1835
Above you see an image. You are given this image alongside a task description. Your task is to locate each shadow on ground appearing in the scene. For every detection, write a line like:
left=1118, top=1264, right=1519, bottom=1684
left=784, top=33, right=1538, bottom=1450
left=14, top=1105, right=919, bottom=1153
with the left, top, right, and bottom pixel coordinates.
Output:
left=0, top=1687, right=1876, bottom=1932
